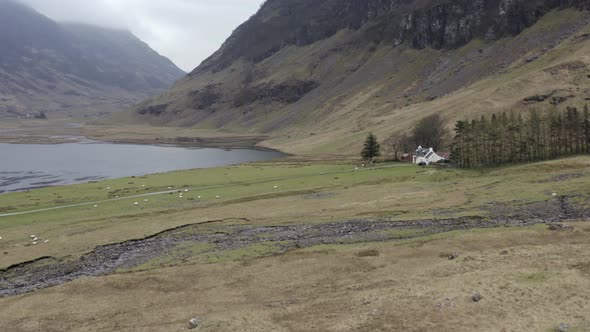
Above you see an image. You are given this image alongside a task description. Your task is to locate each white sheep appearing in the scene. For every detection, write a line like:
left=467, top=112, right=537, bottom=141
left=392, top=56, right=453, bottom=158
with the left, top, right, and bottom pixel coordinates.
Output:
left=216, top=195, right=220, bottom=199
left=0, top=236, right=3, bottom=240
left=185, top=189, right=189, bottom=192
left=134, top=202, right=139, bottom=206
left=94, top=205, right=99, bottom=208
left=198, top=196, right=202, bottom=199
left=273, top=186, right=278, bottom=189
left=32, top=242, right=38, bottom=245
left=144, top=199, right=149, bottom=202
left=44, top=240, right=49, bottom=243
left=30, top=235, right=36, bottom=238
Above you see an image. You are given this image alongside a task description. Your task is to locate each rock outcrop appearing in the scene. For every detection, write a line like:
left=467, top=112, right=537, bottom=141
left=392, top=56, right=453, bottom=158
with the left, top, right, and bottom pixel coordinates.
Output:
left=130, top=0, right=590, bottom=155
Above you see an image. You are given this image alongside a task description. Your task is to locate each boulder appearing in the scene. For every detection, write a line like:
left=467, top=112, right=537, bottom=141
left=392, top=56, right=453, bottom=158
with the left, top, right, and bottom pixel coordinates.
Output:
left=555, top=323, right=569, bottom=332
left=188, top=317, right=201, bottom=330
left=472, top=292, right=483, bottom=302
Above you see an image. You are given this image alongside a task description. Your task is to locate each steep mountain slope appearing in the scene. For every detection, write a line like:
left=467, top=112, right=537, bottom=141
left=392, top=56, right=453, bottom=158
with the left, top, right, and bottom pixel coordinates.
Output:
left=0, top=0, right=185, bottom=118
left=129, top=0, right=590, bottom=155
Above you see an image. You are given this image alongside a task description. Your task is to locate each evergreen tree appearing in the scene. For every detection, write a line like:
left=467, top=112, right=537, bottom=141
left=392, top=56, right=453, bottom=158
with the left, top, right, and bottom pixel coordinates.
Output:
left=450, top=104, right=590, bottom=168
left=361, top=133, right=381, bottom=163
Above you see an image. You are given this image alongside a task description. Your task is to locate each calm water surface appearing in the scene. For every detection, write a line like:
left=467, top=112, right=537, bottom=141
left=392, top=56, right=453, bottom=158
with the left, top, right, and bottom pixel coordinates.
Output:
left=0, top=143, right=284, bottom=193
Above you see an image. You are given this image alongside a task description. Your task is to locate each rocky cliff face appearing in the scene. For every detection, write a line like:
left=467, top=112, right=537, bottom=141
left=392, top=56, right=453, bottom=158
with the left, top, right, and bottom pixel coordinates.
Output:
left=0, top=0, right=185, bottom=118
left=131, top=0, right=590, bottom=155
left=195, top=0, right=588, bottom=74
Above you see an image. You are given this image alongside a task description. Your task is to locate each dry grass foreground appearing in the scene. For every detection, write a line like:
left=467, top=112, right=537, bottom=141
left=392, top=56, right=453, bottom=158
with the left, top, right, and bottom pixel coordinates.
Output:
left=0, top=223, right=589, bottom=332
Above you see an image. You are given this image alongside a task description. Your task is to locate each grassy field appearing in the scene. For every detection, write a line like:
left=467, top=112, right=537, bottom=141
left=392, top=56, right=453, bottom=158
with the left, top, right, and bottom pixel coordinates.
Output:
left=1, top=157, right=590, bottom=331
left=1, top=156, right=590, bottom=268
left=1, top=222, right=589, bottom=332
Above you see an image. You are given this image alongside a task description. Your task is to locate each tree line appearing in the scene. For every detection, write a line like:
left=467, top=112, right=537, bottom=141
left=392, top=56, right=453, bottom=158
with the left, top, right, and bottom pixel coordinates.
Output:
left=363, top=114, right=449, bottom=162
left=451, top=106, right=590, bottom=168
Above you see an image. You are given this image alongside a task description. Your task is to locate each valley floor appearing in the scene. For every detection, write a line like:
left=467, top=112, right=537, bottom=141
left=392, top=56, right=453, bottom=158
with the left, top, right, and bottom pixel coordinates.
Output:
left=1, top=156, right=590, bottom=331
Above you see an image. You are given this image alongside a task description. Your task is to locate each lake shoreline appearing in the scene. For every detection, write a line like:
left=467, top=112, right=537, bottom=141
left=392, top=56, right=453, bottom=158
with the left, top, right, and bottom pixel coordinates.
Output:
left=0, top=133, right=288, bottom=155
left=0, top=120, right=288, bottom=154
left=0, top=142, right=286, bottom=193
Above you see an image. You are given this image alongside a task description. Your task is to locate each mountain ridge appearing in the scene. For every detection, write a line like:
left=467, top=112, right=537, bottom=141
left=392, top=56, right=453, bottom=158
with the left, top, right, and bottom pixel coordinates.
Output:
left=0, top=0, right=185, bottom=118
left=121, top=1, right=590, bottom=155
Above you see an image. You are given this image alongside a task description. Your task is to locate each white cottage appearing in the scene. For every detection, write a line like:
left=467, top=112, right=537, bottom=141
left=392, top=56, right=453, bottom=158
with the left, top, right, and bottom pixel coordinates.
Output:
left=413, top=146, right=445, bottom=165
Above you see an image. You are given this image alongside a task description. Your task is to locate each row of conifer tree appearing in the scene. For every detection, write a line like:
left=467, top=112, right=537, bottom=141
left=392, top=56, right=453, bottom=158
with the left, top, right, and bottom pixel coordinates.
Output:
left=451, top=105, right=590, bottom=168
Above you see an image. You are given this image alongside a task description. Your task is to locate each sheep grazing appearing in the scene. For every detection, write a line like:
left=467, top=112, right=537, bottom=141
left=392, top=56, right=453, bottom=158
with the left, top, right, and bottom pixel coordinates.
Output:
left=274, top=186, right=278, bottom=189
left=144, top=199, right=149, bottom=202
left=552, top=193, right=557, bottom=196
left=94, top=205, right=99, bottom=208
left=0, top=236, right=3, bottom=240
left=33, top=237, right=38, bottom=242
left=134, top=202, right=139, bottom=206
left=30, top=235, right=36, bottom=239
left=44, top=240, right=50, bottom=243
left=216, top=195, right=220, bottom=199
left=185, top=189, right=189, bottom=192
left=107, top=187, right=111, bottom=190
left=32, top=242, right=38, bottom=245
left=197, top=196, right=202, bottom=199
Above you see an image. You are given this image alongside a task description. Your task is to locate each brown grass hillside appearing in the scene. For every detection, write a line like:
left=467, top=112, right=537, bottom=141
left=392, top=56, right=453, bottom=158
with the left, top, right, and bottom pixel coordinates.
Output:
left=115, top=5, right=590, bottom=156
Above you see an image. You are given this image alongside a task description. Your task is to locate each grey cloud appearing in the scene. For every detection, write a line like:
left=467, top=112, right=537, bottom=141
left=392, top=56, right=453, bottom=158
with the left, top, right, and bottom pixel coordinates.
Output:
left=18, top=0, right=265, bottom=71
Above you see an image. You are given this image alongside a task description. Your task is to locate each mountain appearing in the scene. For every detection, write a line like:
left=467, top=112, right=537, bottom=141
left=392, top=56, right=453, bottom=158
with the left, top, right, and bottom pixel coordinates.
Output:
left=0, top=0, right=185, bottom=118
left=128, top=0, right=590, bottom=155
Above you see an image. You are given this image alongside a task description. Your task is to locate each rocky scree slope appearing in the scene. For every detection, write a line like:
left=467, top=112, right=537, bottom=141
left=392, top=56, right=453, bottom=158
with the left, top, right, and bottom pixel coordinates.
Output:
left=131, top=0, right=590, bottom=155
left=0, top=0, right=185, bottom=118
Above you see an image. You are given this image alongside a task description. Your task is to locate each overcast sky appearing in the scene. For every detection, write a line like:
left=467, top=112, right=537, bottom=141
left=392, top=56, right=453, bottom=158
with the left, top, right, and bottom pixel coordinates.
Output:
left=19, top=0, right=266, bottom=72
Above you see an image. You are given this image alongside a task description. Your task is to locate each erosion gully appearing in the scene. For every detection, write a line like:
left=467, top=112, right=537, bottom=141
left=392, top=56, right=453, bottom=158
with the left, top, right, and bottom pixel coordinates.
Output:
left=1, top=196, right=587, bottom=298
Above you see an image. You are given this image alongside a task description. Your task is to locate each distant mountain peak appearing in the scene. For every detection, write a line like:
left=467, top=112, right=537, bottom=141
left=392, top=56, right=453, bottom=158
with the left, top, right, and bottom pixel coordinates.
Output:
left=0, top=1, right=186, bottom=118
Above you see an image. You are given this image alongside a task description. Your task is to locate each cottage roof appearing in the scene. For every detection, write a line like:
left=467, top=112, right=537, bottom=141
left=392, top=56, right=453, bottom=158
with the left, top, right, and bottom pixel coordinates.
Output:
left=415, top=147, right=432, bottom=157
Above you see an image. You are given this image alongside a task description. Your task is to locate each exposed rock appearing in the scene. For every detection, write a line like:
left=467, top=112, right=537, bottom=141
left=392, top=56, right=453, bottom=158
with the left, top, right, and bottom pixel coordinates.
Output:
left=189, top=86, right=221, bottom=110
left=472, top=292, right=483, bottom=302
left=448, top=252, right=460, bottom=260
left=555, top=323, right=569, bottom=332
left=548, top=224, right=574, bottom=231
left=233, top=80, right=319, bottom=107
left=188, top=317, right=201, bottom=329
left=194, top=0, right=590, bottom=74
left=137, top=104, right=169, bottom=116
left=550, top=96, right=569, bottom=105
left=523, top=94, right=552, bottom=102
